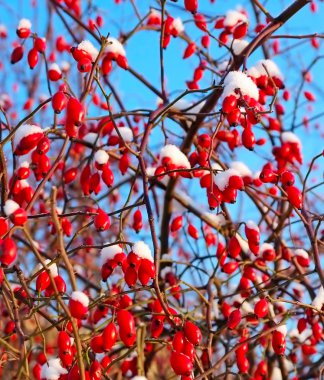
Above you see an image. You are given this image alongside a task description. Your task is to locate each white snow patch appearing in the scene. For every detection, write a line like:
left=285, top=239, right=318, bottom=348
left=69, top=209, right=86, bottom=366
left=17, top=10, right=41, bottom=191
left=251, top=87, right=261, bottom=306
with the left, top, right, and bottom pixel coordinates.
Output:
left=83, top=132, right=98, bottom=145
left=18, top=161, right=30, bottom=168
left=105, top=37, right=126, bottom=56
left=132, top=241, right=153, bottom=262
left=276, top=324, right=287, bottom=336
left=36, top=259, right=58, bottom=277
left=260, top=243, right=274, bottom=254
left=230, top=39, right=249, bottom=55
left=230, top=161, right=252, bottom=177
left=0, top=24, right=7, bottom=34
left=48, top=63, right=61, bottom=74
left=223, top=71, right=259, bottom=100
left=101, top=244, right=123, bottom=263
left=160, top=144, right=191, bottom=168
left=18, top=18, right=31, bottom=30
left=270, top=367, right=282, bottom=380
left=235, top=233, right=250, bottom=254
left=71, top=291, right=89, bottom=307
left=94, top=149, right=109, bottom=165
left=248, top=59, right=283, bottom=80
left=203, top=212, right=227, bottom=227
left=78, top=40, right=99, bottom=61
left=14, top=124, right=43, bottom=146
left=246, top=220, right=258, bottom=231
left=111, top=126, right=133, bottom=142
left=60, top=61, right=70, bottom=71
left=312, top=286, right=324, bottom=309
left=41, top=358, right=67, bottom=380
left=295, top=249, right=309, bottom=259
left=224, top=10, right=248, bottom=27
left=214, top=168, right=240, bottom=191
left=172, top=18, right=185, bottom=34
left=4, top=200, right=20, bottom=216
left=281, top=132, right=301, bottom=145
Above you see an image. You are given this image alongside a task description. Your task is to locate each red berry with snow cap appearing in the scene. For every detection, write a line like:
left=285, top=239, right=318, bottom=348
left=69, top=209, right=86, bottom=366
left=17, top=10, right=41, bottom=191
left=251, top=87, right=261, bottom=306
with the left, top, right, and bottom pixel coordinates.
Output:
left=14, top=124, right=44, bottom=155
left=48, top=63, right=62, bottom=81
left=272, top=327, right=286, bottom=355
left=69, top=291, right=89, bottom=319
left=4, top=199, right=27, bottom=226
left=16, top=18, right=32, bottom=39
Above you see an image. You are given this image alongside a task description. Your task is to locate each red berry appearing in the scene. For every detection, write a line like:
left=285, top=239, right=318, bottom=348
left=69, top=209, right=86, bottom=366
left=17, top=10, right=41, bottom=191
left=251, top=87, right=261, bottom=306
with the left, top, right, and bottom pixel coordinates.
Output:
left=184, top=0, right=198, bottom=13
left=227, top=309, right=242, bottom=329
left=286, top=186, right=303, bottom=209
left=28, top=48, right=39, bottom=69
left=272, top=330, right=286, bottom=355
left=170, top=351, right=193, bottom=376
left=183, top=321, right=202, bottom=346
left=254, top=299, right=269, bottom=318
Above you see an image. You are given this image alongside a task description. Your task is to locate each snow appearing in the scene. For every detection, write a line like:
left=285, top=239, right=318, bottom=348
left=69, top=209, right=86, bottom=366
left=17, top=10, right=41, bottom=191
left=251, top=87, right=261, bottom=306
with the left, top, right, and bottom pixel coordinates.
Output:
left=260, top=243, right=274, bottom=254
left=223, top=71, right=259, bottom=100
left=111, top=126, right=133, bottom=142
left=159, top=144, right=191, bottom=168
left=229, top=161, right=252, bottom=178
left=105, top=37, right=126, bottom=56
left=78, top=40, right=99, bottom=61
left=173, top=98, right=206, bottom=123
left=19, top=179, right=29, bottom=189
left=312, top=286, right=324, bottom=309
left=203, top=212, right=226, bottom=227
left=172, top=18, right=185, bottom=34
left=4, top=199, right=20, bottom=216
left=230, top=39, right=249, bottom=55
left=14, top=124, right=43, bottom=146
left=218, top=60, right=230, bottom=72
left=146, top=167, right=157, bottom=177
left=235, top=233, right=250, bottom=254
left=248, top=59, right=283, bottom=80
left=100, top=244, right=123, bottom=263
left=60, top=61, right=70, bottom=71
left=83, top=132, right=98, bottom=145
left=246, top=220, right=258, bottom=231
left=18, top=18, right=32, bottom=30
left=276, top=324, right=287, bottom=336
left=270, top=367, right=282, bottom=380
left=71, top=291, right=89, bottom=307
left=160, top=267, right=175, bottom=279
left=132, top=241, right=153, bottom=262
left=295, top=249, right=308, bottom=259
left=232, top=294, right=253, bottom=313
left=289, top=327, right=312, bottom=342
left=18, top=161, right=30, bottom=168
left=94, top=149, right=109, bottom=164
left=36, top=259, right=58, bottom=277
left=224, top=10, right=248, bottom=27
left=48, top=63, right=61, bottom=74
left=41, top=359, right=68, bottom=380
left=281, top=131, right=301, bottom=145
left=214, top=168, right=240, bottom=191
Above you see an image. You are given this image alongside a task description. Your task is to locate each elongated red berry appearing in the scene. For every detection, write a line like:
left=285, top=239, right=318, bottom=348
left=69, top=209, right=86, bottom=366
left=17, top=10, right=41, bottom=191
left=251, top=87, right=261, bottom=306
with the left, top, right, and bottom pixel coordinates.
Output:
left=183, top=321, right=202, bottom=346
